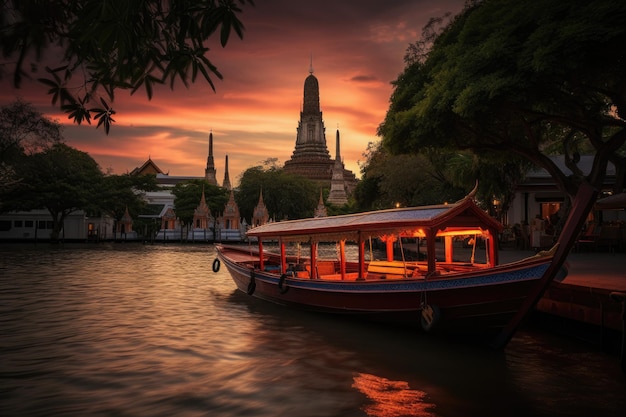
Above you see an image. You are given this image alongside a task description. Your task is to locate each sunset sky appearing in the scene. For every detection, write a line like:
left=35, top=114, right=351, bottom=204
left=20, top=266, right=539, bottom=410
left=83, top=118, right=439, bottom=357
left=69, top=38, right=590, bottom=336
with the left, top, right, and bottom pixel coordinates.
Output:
left=1, top=0, right=465, bottom=186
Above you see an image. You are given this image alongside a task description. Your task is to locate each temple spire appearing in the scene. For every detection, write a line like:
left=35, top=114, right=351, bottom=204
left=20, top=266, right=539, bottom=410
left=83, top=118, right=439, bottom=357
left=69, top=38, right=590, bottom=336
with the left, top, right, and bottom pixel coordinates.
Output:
left=205, top=130, right=217, bottom=185
left=335, top=128, right=341, bottom=161
left=222, top=155, right=232, bottom=190
left=309, top=53, right=314, bottom=74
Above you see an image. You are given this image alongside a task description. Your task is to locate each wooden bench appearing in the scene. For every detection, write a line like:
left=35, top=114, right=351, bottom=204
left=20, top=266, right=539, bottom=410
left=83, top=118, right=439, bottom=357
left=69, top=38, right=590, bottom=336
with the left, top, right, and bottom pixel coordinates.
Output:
left=319, top=272, right=360, bottom=280
left=367, top=261, right=422, bottom=278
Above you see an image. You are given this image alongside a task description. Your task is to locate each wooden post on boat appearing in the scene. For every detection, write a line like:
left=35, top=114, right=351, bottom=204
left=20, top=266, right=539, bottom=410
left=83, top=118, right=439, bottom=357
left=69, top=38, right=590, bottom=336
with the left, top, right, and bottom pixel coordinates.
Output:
left=358, top=234, right=365, bottom=280
left=386, top=237, right=395, bottom=261
left=258, top=239, right=265, bottom=271
left=280, top=239, right=286, bottom=275
left=310, top=241, right=318, bottom=279
left=488, top=229, right=498, bottom=266
left=426, top=229, right=436, bottom=274
left=339, top=240, right=346, bottom=280
left=444, top=236, right=453, bottom=263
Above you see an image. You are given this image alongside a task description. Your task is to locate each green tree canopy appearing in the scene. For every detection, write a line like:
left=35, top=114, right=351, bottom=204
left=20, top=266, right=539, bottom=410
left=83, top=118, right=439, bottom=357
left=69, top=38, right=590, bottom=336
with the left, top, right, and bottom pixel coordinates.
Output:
left=99, top=173, right=160, bottom=225
left=378, top=0, right=626, bottom=346
left=355, top=141, right=466, bottom=211
left=237, top=164, right=318, bottom=221
left=171, top=179, right=228, bottom=227
left=0, top=100, right=63, bottom=191
left=380, top=0, right=626, bottom=199
left=1, top=0, right=254, bottom=133
left=2, top=143, right=104, bottom=240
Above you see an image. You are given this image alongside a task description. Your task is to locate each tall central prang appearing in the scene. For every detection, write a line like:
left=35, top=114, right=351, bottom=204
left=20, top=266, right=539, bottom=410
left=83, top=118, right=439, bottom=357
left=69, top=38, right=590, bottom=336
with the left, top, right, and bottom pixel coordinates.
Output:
left=284, top=63, right=356, bottom=194
left=283, top=62, right=334, bottom=183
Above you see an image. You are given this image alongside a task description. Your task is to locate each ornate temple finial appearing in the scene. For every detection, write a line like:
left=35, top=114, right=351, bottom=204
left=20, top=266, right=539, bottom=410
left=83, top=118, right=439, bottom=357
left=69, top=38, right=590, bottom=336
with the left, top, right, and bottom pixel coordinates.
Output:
left=309, top=53, right=314, bottom=74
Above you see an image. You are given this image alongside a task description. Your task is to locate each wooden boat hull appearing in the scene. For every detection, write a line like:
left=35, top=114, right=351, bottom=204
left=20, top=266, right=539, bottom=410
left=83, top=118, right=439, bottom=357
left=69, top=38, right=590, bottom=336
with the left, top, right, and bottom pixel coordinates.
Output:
left=217, top=245, right=568, bottom=337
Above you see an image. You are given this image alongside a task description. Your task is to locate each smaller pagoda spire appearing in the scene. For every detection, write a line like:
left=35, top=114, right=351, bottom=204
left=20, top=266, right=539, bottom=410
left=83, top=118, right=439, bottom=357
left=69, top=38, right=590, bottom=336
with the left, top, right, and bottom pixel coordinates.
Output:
left=252, top=187, right=269, bottom=227
left=314, top=189, right=327, bottom=217
left=205, top=130, right=218, bottom=186
left=335, top=128, right=341, bottom=161
left=222, top=155, right=232, bottom=190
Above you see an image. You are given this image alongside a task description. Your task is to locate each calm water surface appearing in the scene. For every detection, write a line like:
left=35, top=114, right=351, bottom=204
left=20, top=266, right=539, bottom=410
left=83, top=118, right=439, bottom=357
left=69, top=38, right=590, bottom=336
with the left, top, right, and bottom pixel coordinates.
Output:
left=1, top=244, right=624, bottom=417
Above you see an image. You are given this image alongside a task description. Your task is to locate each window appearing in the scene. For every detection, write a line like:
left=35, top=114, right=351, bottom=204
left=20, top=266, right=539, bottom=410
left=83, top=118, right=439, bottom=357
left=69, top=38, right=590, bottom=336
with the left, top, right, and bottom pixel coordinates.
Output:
left=25, top=220, right=34, bottom=228
left=38, top=221, right=54, bottom=229
left=0, top=220, right=11, bottom=231
left=14, top=220, right=23, bottom=227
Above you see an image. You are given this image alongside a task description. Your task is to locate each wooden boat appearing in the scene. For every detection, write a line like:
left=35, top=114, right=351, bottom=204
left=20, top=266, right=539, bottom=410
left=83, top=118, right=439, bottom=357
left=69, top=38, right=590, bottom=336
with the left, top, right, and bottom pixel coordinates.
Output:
left=215, top=194, right=568, bottom=343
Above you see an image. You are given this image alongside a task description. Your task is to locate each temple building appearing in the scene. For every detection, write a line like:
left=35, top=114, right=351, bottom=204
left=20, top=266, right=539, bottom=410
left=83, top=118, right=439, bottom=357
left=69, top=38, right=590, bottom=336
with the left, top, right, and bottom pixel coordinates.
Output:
left=283, top=65, right=358, bottom=201
left=216, top=189, right=245, bottom=241
left=116, top=206, right=137, bottom=240
left=252, top=189, right=270, bottom=227
left=188, top=187, right=215, bottom=241
left=326, top=130, right=349, bottom=206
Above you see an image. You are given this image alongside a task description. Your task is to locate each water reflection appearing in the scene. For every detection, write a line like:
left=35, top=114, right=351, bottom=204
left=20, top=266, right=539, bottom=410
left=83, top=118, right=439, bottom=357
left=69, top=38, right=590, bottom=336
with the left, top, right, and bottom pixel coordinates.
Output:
left=353, top=373, right=436, bottom=417
left=0, top=243, right=624, bottom=417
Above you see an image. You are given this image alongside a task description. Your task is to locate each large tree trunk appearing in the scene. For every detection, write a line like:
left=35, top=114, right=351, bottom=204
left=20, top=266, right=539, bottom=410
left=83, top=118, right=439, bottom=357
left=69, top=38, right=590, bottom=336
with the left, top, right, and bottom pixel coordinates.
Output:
left=50, top=212, right=64, bottom=242
left=492, top=182, right=599, bottom=348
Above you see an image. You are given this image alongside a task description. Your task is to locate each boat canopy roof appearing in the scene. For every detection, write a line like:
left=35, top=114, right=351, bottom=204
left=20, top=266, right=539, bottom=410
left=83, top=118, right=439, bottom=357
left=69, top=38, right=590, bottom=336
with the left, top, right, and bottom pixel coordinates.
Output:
left=247, top=197, right=503, bottom=243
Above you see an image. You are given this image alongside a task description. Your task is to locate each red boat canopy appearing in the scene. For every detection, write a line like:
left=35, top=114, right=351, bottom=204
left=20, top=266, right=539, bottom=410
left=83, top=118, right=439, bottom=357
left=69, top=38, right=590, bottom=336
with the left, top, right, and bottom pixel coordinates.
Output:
left=246, top=196, right=503, bottom=243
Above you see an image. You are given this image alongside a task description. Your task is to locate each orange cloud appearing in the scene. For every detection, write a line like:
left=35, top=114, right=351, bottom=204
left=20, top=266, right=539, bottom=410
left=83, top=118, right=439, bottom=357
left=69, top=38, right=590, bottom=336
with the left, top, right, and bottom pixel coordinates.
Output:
left=1, top=0, right=466, bottom=185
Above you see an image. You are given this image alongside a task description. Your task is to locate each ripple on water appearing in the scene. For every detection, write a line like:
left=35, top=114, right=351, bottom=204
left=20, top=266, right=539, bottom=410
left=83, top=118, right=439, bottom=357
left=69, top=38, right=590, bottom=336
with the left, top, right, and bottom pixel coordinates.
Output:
left=1, top=243, right=625, bottom=417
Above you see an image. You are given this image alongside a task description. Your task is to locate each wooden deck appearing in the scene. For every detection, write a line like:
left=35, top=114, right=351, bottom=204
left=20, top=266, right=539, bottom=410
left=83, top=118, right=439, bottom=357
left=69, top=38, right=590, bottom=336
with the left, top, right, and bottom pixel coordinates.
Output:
left=500, top=249, right=626, bottom=332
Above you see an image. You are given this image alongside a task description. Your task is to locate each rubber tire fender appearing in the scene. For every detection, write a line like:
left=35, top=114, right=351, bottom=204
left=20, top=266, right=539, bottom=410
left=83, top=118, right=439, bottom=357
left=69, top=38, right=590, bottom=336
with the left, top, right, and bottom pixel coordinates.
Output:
left=278, top=274, right=290, bottom=294
left=247, top=271, right=256, bottom=295
left=212, top=258, right=221, bottom=273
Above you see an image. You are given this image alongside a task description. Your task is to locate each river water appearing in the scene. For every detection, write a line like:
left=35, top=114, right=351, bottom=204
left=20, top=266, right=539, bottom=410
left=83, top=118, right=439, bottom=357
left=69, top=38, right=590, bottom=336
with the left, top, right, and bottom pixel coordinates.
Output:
left=1, top=243, right=624, bottom=417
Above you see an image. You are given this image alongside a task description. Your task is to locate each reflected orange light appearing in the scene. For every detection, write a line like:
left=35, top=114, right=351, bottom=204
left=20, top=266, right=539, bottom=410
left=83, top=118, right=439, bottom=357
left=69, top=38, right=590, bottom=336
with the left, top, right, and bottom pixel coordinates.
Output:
left=436, top=228, right=486, bottom=237
left=352, top=372, right=437, bottom=417
left=409, top=229, right=426, bottom=238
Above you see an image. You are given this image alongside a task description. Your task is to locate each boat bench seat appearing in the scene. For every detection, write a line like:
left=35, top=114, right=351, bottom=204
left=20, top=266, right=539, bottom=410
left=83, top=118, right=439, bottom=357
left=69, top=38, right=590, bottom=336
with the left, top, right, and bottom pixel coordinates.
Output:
left=319, top=272, right=360, bottom=280
left=367, top=261, right=422, bottom=278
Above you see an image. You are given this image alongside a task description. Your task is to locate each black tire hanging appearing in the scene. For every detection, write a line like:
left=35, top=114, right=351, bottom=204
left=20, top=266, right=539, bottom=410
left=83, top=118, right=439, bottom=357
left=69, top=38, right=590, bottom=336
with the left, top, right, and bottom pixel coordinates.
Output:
left=212, top=258, right=221, bottom=273
left=278, top=274, right=290, bottom=294
left=247, top=271, right=256, bottom=295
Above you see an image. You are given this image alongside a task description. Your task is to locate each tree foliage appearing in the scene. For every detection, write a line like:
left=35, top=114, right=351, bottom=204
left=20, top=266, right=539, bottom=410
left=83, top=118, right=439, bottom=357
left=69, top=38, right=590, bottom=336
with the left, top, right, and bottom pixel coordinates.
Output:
left=237, top=165, right=318, bottom=221
left=2, top=143, right=104, bottom=240
left=1, top=0, right=254, bottom=133
left=355, top=141, right=466, bottom=211
left=0, top=100, right=63, bottom=190
left=378, top=0, right=626, bottom=345
left=99, top=173, right=160, bottom=225
left=379, top=0, right=626, bottom=200
left=171, top=179, right=228, bottom=227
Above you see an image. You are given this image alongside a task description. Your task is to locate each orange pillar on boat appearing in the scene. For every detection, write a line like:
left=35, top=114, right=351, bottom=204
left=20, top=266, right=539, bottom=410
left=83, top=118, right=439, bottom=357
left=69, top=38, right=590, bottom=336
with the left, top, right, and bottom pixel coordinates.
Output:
left=426, top=230, right=436, bottom=274
left=385, top=236, right=395, bottom=261
left=358, top=235, right=365, bottom=279
left=445, top=236, right=453, bottom=263
left=488, top=231, right=498, bottom=266
left=339, top=240, right=346, bottom=280
left=258, top=240, right=265, bottom=271
left=310, top=242, right=318, bottom=279
left=280, top=239, right=286, bottom=274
